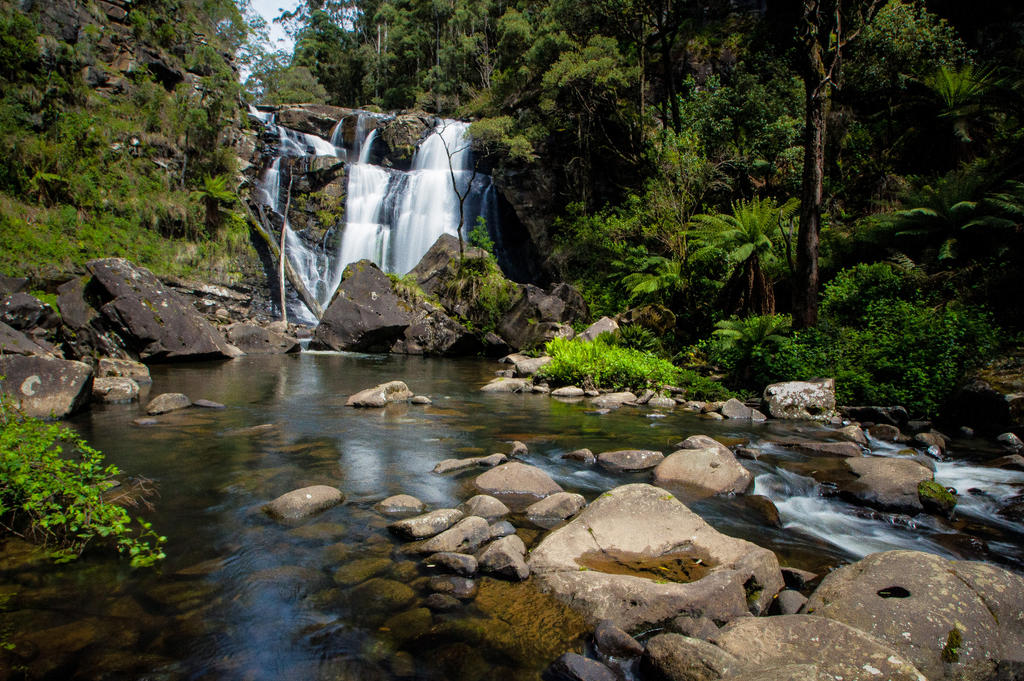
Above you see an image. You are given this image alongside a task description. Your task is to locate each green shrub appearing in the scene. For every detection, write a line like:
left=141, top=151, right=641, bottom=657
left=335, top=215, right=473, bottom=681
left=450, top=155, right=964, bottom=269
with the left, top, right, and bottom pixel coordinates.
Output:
left=538, top=336, right=732, bottom=399
left=819, top=262, right=920, bottom=324
left=444, top=255, right=518, bottom=333
left=0, top=396, right=166, bottom=567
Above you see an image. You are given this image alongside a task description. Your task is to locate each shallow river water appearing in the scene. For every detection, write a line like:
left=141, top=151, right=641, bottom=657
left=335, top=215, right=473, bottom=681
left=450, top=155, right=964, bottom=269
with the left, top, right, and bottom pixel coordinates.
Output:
left=1, top=353, right=1022, bottom=680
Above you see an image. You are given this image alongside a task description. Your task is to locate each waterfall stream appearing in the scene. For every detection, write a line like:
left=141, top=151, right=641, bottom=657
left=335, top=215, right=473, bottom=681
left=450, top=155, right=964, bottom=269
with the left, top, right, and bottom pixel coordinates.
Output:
left=250, top=109, right=500, bottom=321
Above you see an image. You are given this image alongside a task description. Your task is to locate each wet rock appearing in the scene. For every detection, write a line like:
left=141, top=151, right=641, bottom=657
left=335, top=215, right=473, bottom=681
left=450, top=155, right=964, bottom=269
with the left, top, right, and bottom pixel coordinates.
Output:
left=433, top=453, right=506, bottom=474
left=842, top=456, right=933, bottom=515
left=92, top=376, right=140, bottom=403
left=762, top=380, right=836, bottom=420
left=770, top=439, right=863, bottom=458
left=598, top=449, right=665, bottom=473
left=393, top=305, right=478, bottom=356
left=513, top=355, right=552, bottom=377
left=997, top=432, right=1023, bottom=453
left=774, top=589, right=807, bottom=615
left=497, top=283, right=588, bottom=351
left=720, top=398, right=753, bottom=420
left=333, top=557, right=392, bottom=586
left=288, top=522, right=347, bottom=541
left=642, top=633, right=745, bottom=681
left=0, top=355, right=93, bottom=418
left=146, top=392, right=191, bottom=414
left=97, top=357, right=151, bottom=383
left=867, top=423, right=902, bottom=441
left=428, top=575, right=478, bottom=599
left=578, top=316, right=619, bottom=343
left=804, top=550, right=1024, bottom=681
left=744, top=495, right=782, bottom=528
left=347, top=380, right=413, bottom=407
left=263, top=485, right=345, bottom=520
left=653, top=437, right=752, bottom=499
left=475, top=462, right=564, bottom=500
left=649, top=396, right=677, bottom=409
left=719, top=664, right=824, bottom=681
left=526, top=492, right=586, bottom=525
left=477, top=535, right=529, bottom=580
left=532, top=384, right=551, bottom=394
left=839, top=405, right=910, bottom=427
left=836, top=424, right=868, bottom=446
left=592, top=392, right=638, bottom=408
left=411, top=395, right=432, bottom=405
left=424, top=593, right=461, bottom=611
left=703, top=412, right=725, bottom=421
left=383, top=607, right=434, bottom=647
left=389, top=509, right=464, bottom=540
left=311, top=260, right=414, bottom=352
left=417, top=516, right=491, bottom=554
left=563, top=448, right=596, bottom=464
left=594, top=619, right=643, bottom=658
left=0, top=321, right=52, bottom=357
left=712, top=615, right=925, bottom=681
left=376, top=494, right=426, bottom=516
left=132, top=417, right=158, bottom=426
left=509, top=440, right=529, bottom=457
left=86, top=258, right=234, bottom=361
left=780, top=567, right=819, bottom=591
left=917, top=480, right=957, bottom=516
left=425, top=552, right=478, bottom=576
left=528, top=484, right=783, bottom=630
left=988, top=454, right=1024, bottom=471
left=348, top=578, right=417, bottom=613
left=225, top=323, right=301, bottom=354
left=543, top=652, right=617, bottom=681
left=480, top=377, right=530, bottom=393
left=193, top=399, right=224, bottom=409
left=552, top=386, right=586, bottom=398
left=460, top=495, right=510, bottom=521
left=912, top=431, right=946, bottom=453
left=488, top=520, right=517, bottom=540
left=680, top=400, right=705, bottom=411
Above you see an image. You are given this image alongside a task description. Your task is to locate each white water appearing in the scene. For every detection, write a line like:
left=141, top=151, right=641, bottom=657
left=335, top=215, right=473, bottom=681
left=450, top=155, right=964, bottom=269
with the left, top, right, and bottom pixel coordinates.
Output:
left=254, top=113, right=498, bottom=320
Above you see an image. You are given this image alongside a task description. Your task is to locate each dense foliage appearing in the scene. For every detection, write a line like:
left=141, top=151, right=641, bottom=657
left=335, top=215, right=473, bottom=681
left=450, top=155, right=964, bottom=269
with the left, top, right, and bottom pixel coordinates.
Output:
left=0, top=0, right=258, bottom=280
left=0, top=395, right=166, bottom=566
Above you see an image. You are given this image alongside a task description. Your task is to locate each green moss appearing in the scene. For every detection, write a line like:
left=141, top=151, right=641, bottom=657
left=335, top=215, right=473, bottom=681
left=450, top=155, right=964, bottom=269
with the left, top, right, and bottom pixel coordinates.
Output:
left=918, top=480, right=957, bottom=516
left=941, top=626, right=962, bottom=663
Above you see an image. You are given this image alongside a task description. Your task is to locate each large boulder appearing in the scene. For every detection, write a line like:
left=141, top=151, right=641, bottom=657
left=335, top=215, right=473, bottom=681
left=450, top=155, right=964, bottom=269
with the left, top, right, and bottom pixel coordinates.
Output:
left=711, top=615, right=926, bottom=681
left=642, top=633, right=745, bottom=681
left=597, top=449, right=665, bottom=473
left=805, top=550, right=1024, bottom=681
left=527, top=484, right=783, bottom=631
left=378, top=113, right=433, bottom=170
left=497, top=283, right=588, bottom=351
left=391, top=305, right=477, bottom=356
left=274, top=103, right=352, bottom=139
left=311, top=260, right=415, bottom=352
left=1, top=293, right=60, bottom=331
left=85, top=258, right=234, bottom=362
left=0, top=321, right=53, bottom=357
left=841, top=456, right=933, bottom=515
left=389, top=509, right=464, bottom=540
left=0, top=355, right=93, bottom=419
left=762, top=380, right=836, bottom=420
left=653, top=437, right=752, bottom=499
left=408, top=233, right=488, bottom=297
left=475, top=462, right=563, bottom=506
left=578, top=316, right=618, bottom=343
left=56, top=275, right=127, bottom=360
left=225, top=323, right=301, bottom=354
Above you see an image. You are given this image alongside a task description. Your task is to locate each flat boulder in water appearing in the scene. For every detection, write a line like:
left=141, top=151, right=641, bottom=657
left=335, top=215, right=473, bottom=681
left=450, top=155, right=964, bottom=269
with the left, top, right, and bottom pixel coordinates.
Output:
left=346, top=380, right=413, bottom=407
left=388, top=509, right=464, bottom=540
left=416, top=516, right=491, bottom=554
left=597, top=449, right=664, bottom=473
left=804, top=550, right=1024, bottom=681
left=311, top=260, right=414, bottom=352
left=92, top=376, right=140, bottom=403
left=225, top=323, right=301, bottom=354
left=480, top=377, right=530, bottom=393
left=653, top=437, right=752, bottom=499
left=0, top=355, right=93, bottom=418
left=841, top=456, right=933, bottom=515
left=591, top=392, right=637, bottom=408
left=527, top=483, right=782, bottom=631
left=146, top=392, right=191, bottom=415
left=375, top=494, right=426, bottom=516
left=712, top=615, right=926, bottom=681
left=475, top=462, right=564, bottom=502
left=262, top=485, right=345, bottom=520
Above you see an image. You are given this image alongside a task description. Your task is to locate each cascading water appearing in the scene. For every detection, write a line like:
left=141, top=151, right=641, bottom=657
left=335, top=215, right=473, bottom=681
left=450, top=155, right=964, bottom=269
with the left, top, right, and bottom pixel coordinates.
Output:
left=251, top=110, right=500, bottom=321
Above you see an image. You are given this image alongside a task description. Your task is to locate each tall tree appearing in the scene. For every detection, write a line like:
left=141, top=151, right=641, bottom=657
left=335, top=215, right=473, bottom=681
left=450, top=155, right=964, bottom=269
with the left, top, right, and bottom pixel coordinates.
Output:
left=792, top=0, right=881, bottom=328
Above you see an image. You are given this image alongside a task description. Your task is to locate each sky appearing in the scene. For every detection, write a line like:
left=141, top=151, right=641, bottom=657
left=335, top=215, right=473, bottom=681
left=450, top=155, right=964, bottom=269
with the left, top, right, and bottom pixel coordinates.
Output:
left=250, top=0, right=299, bottom=53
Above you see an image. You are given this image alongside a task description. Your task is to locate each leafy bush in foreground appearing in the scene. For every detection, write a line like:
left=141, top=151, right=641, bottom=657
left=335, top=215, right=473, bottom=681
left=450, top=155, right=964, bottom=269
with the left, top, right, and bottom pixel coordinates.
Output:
left=538, top=336, right=732, bottom=399
left=0, top=396, right=166, bottom=566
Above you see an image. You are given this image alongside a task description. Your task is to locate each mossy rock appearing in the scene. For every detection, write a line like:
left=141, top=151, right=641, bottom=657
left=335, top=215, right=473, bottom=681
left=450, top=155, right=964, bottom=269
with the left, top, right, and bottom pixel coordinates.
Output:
left=918, top=480, right=957, bottom=517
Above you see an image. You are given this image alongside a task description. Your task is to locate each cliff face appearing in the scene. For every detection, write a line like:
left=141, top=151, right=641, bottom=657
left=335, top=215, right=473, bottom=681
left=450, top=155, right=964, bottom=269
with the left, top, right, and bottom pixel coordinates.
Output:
left=0, top=0, right=262, bottom=289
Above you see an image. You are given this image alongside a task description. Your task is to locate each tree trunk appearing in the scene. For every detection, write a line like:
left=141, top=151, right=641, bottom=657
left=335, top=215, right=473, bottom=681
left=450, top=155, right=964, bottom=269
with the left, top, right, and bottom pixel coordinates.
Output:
left=793, top=78, right=827, bottom=329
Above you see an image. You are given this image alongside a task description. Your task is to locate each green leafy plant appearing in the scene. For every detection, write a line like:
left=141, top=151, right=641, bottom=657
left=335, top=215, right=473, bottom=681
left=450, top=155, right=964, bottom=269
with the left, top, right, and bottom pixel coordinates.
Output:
left=0, top=391, right=166, bottom=567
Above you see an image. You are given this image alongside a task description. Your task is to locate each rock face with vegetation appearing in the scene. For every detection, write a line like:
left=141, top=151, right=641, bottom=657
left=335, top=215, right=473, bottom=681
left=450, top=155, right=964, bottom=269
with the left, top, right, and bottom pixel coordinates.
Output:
left=528, top=484, right=783, bottom=630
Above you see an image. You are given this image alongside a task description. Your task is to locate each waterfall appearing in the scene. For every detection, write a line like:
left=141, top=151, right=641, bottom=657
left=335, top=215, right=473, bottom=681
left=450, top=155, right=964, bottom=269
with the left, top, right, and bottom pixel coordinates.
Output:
left=254, top=112, right=500, bottom=322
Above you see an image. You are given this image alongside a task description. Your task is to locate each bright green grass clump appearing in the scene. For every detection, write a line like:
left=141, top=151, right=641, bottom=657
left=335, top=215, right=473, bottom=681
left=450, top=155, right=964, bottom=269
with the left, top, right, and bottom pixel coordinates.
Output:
left=538, top=336, right=732, bottom=399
